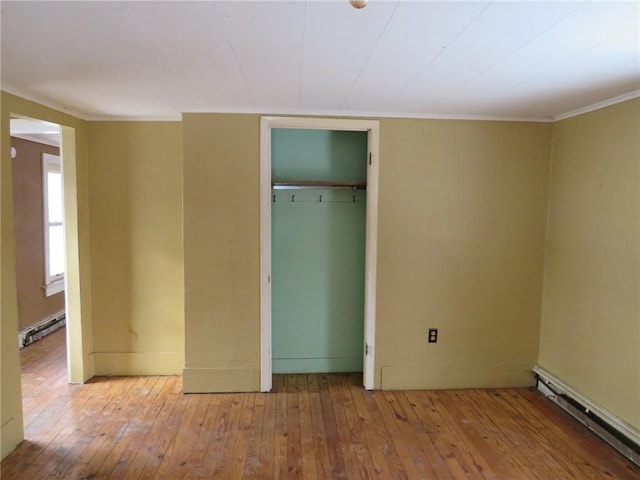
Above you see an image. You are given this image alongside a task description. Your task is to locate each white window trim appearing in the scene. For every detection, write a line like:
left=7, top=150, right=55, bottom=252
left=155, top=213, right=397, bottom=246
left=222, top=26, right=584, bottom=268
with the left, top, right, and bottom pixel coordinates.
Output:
left=42, top=153, right=64, bottom=297
left=45, top=277, right=65, bottom=296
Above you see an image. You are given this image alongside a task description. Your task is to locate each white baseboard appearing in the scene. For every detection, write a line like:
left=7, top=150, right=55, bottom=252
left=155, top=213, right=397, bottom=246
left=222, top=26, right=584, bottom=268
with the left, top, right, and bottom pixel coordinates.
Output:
left=182, top=366, right=259, bottom=393
left=92, top=352, right=184, bottom=376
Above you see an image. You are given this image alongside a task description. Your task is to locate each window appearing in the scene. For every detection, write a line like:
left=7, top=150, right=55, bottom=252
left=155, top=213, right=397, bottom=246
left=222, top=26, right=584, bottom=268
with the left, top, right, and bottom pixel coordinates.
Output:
left=43, top=153, right=64, bottom=296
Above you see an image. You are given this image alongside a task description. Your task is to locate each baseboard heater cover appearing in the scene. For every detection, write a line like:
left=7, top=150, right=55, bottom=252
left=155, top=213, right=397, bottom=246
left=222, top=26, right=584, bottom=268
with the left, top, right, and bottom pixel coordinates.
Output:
left=18, top=311, right=66, bottom=349
left=533, top=365, right=640, bottom=467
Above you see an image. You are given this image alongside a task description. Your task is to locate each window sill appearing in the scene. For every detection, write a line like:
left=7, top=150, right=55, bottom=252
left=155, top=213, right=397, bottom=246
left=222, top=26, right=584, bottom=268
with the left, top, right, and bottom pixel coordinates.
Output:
left=44, top=278, right=64, bottom=297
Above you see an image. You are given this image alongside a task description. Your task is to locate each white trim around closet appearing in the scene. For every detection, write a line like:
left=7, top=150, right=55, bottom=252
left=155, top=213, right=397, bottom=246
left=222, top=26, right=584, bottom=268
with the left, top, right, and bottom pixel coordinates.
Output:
left=259, top=116, right=380, bottom=391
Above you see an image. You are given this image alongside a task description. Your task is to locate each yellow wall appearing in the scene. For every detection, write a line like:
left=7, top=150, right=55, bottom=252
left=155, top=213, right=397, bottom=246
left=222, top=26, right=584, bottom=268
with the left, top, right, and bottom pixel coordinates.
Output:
left=3, top=109, right=185, bottom=459
left=182, top=114, right=552, bottom=391
left=539, top=98, right=640, bottom=429
left=182, top=114, right=261, bottom=392
left=375, top=119, right=552, bottom=388
left=1, top=92, right=93, bottom=459
left=87, top=122, right=184, bottom=375
left=5, top=92, right=634, bottom=459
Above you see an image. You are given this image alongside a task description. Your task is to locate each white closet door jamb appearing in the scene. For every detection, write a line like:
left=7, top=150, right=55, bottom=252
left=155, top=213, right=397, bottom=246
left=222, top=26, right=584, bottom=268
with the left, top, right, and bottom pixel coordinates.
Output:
left=259, top=116, right=379, bottom=391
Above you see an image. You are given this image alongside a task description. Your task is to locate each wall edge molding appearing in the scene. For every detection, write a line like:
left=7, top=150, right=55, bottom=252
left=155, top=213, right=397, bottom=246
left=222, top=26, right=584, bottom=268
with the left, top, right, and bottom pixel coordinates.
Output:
left=1, top=85, right=89, bottom=120
left=183, top=366, right=259, bottom=393
left=92, top=351, right=183, bottom=376
left=553, top=90, right=640, bottom=122
left=0, top=416, right=23, bottom=461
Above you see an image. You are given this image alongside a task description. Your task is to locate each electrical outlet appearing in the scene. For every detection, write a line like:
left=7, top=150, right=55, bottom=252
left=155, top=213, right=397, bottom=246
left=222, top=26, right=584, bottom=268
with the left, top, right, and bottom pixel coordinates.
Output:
left=428, top=328, right=438, bottom=343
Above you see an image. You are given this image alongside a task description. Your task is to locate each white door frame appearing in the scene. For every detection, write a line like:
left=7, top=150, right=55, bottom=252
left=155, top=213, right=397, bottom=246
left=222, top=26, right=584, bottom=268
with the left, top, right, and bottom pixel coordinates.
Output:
left=9, top=117, right=86, bottom=383
left=260, top=116, right=379, bottom=391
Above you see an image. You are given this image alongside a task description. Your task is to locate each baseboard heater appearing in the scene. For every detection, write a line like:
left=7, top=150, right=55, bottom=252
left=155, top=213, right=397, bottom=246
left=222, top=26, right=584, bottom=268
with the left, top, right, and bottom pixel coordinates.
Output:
left=18, top=310, right=66, bottom=349
left=533, top=365, right=640, bottom=467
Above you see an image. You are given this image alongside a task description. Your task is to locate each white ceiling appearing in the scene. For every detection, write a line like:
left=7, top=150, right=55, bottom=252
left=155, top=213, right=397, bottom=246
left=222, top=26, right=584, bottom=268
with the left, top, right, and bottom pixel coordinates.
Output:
left=1, top=1, right=639, bottom=122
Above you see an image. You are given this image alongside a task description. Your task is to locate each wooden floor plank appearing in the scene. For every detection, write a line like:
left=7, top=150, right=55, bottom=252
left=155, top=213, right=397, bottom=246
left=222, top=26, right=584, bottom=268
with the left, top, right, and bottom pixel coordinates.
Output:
left=516, top=388, right=640, bottom=480
left=1, top=379, right=98, bottom=479
left=51, top=376, right=155, bottom=479
left=20, top=376, right=125, bottom=479
left=254, top=386, right=277, bottom=479
left=213, top=392, right=257, bottom=479
left=335, top=374, right=378, bottom=480
left=473, top=389, right=583, bottom=479
left=384, top=390, right=445, bottom=479
left=105, top=376, right=180, bottom=479
left=2, top=329, right=638, bottom=480
left=183, top=394, right=223, bottom=479
left=91, top=376, right=169, bottom=479
left=296, top=374, right=319, bottom=480
left=241, top=392, right=267, bottom=479
left=327, top=374, right=375, bottom=480
left=446, top=389, right=545, bottom=480
left=317, top=374, right=349, bottom=479
left=395, top=391, right=454, bottom=479
left=272, top=374, right=291, bottom=479
left=404, top=389, right=487, bottom=479
left=351, top=384, right=409, bottom=479
left=446, top=389, right=546, bottom=479
left=307, top=373, right=333, bottom=479
left=113, top=375, right=184, bottom=480
left=284, top=375, right=303, bottom=479
left=481, top=389, right=600, bottom=479
left=152, top=390, right=205, bottom=479
left=203, top=392, right=245, bottom=478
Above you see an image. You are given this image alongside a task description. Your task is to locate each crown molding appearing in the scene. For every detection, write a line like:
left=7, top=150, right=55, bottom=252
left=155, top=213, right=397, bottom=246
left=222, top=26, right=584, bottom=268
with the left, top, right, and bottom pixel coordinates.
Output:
left=5, top=84, right=637, bottom=124
left=1, top=84, right=89, bottom=120
left=84, top=114, right=182, bottom=122
left=553, top=90, right=640, bottom=122
left=182, top=106, right=552, bottom=123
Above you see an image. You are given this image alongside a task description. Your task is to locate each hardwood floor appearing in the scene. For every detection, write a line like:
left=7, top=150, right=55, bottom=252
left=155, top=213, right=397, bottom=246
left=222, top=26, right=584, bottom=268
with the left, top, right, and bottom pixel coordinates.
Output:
left=2, top=328, right=638, bottom=479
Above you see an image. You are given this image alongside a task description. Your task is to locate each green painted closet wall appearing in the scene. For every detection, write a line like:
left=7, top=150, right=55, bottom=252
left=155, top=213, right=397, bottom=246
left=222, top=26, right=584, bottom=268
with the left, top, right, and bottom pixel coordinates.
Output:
left=271, top=129, right=367, bottom=373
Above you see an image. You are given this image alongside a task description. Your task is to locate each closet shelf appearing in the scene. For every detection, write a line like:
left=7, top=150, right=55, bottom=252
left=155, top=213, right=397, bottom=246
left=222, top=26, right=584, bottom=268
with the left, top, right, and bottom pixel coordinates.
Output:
left=272, top=181, right=366, bottom=190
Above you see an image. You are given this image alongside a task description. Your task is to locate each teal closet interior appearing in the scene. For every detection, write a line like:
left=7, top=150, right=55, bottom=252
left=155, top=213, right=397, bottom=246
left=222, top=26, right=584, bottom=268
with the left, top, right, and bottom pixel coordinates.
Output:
left=271, top=129, right=367, bottom=374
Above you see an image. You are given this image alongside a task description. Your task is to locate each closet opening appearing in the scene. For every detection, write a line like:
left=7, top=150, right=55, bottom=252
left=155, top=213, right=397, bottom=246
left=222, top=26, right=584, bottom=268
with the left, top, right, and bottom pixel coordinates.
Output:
left=260, top=117, right=380, bottom=391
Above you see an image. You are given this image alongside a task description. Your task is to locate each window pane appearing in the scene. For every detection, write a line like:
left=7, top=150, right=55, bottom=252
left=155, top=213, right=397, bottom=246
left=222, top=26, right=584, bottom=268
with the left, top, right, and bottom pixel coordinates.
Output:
left=47, top=171, right=63, bottom=223
left=48, top=224, right=65, bottom=276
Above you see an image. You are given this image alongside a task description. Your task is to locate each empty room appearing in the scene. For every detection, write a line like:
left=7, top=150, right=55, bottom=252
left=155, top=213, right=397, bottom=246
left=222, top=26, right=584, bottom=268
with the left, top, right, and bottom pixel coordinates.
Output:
left=1, top=1, right=638, bottom=479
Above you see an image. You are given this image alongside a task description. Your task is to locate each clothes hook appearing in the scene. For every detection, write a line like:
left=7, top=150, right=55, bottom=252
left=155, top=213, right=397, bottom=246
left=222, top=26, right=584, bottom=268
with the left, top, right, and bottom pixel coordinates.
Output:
left=291, top=194, right=295, bottom=203
left=319, top=195, right=323, bottom=203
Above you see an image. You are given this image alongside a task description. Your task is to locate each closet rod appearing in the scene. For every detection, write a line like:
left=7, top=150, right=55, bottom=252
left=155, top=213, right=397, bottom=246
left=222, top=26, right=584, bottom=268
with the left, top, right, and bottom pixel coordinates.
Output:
left=272, top=181, right=366, bottom=190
